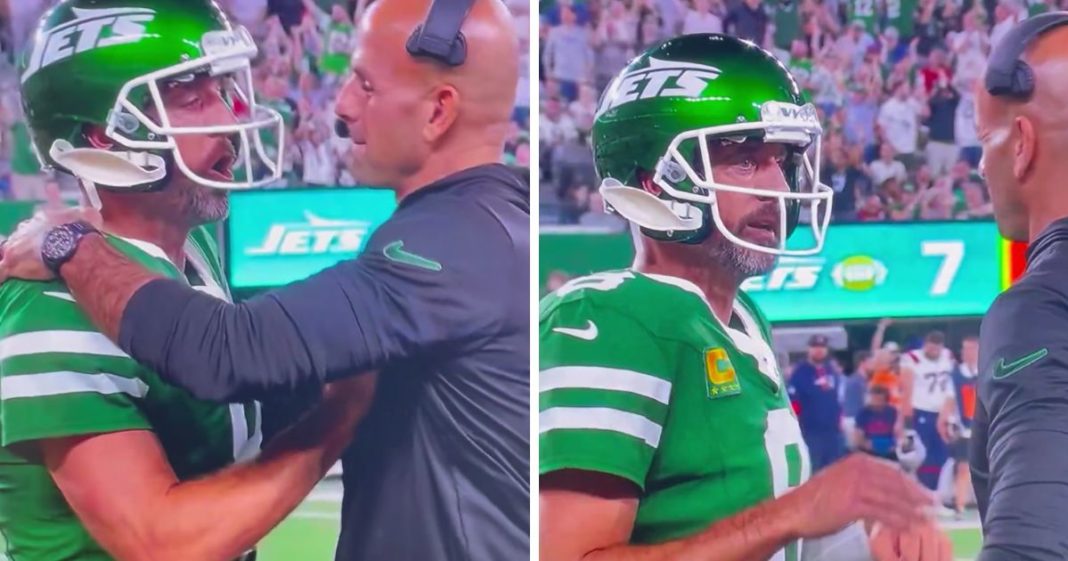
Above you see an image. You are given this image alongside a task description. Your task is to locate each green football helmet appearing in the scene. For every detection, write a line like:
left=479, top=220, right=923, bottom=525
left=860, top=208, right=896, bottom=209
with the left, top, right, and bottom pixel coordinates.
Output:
left=592, top=34, right=833, bottom=256
left=18, top=0, right=284, bottom=205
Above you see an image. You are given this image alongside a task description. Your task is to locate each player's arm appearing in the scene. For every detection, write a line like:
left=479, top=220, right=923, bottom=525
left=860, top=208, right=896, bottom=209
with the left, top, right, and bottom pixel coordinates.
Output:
left=898, top=364, right=915, bottom=427
left=542, top=470, right=802, bottom=561
left=977, top=286, right=1068, bottom=561
left=59, top=201, right=517, bottom=401
left=870, top=319, right=890, bottom=355
left=41, top=375, right=376, bottom=561
left=936, top=396, right=954, bottom=443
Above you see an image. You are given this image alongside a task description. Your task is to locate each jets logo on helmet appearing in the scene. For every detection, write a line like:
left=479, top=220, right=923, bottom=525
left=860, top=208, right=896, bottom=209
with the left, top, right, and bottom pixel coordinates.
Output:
left=18, top=0, right=285, bottom=208
left=591, top=33, right=834, bottom=256
left=596, top=58, right=722, bottom=115
left=21, top=7, right=156, bottom=82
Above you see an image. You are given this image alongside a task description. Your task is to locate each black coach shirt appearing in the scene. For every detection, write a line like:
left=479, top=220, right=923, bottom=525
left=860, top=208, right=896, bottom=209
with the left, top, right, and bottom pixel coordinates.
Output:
left=118, top=164, right=530, bottom=560
left=972, top=216, right=1068, bottom=561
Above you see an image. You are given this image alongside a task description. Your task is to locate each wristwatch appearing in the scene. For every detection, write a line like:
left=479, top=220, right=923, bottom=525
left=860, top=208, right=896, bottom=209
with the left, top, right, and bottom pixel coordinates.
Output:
left=42, top=221, right=100, bottom=277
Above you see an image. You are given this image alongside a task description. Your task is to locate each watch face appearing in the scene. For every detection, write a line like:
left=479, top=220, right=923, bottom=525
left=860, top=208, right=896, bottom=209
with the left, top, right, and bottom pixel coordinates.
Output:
left=43, top=226, right=77, bottom=261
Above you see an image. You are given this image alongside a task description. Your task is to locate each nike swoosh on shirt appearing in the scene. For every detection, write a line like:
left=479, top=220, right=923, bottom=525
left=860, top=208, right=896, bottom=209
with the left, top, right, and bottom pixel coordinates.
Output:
left=382, top=241, right=443, bottom=271
left=992, top=348, right=1049, bottom=379
left=552, top=321, right=598, bottom=341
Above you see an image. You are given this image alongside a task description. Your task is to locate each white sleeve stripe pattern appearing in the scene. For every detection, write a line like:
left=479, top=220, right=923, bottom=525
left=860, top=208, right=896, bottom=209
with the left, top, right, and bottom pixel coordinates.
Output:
left=540, top=366, right=672, bottom=404
left=0, top=331, right=129, bottom=361
left=42, top=291, right=76, bottom=302
left=1, top=371, right=149, bottom=400
left=540, top=407, right=663, bottom=448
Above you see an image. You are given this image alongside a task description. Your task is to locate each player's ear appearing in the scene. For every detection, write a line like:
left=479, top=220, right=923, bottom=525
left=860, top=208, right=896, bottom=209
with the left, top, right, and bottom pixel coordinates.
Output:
left=423, top=84, right=460, bottom=144
left=1011, top=115, right=1036, bottom=182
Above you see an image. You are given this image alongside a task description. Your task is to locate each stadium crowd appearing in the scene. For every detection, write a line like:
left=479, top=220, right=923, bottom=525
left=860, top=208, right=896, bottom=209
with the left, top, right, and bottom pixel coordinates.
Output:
left=538, top=0, right=1058, bottom=226
left=0, top=0, right=530, bottom=202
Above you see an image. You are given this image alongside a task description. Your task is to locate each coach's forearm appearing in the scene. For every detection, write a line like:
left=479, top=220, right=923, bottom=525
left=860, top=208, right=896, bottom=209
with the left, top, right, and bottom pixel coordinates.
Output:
left=585, top=497, right=797, bottom=561
left=145, top=375, right=375, bottom=561
left=60, top=233, right=160, bottom=341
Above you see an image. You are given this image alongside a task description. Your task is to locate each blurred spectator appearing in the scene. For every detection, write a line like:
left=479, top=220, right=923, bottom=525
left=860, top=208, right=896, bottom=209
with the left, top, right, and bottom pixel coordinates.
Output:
left=788, top=334, right=846, bottom=472
left=683, top=0, right=725, bottom=35
left=724, top=0, right=770, bottom=44
left=842, top=350, right=872, bottom=421
left=958, top=180, right=993, bottom=219
left=919, top=47, right=953, bottom=95
left=990, top=0, right=1024, bottom=50
left=560, top=184, right=592, bottom=225
left=821, top=146, right=862, bottom=220
left=878, top=82, right=927, bottom=168
left=569, top=84, right=599, bottom=134
left=869, top=143, right=907, bottom=186
left=594, top=1, right=639, bottom=91
left=924, top=75, right=961, bottom=176
left=948, top=9, right=989, bottom=63
left=316, top=4, right=356, bottom=87
left=769, top=0, right=802, bottom=51
left=542, top=5, right=594, bottom=102
left=853, top=385, right=899, bottom=460
left=268, top=0, right=306, bottom=31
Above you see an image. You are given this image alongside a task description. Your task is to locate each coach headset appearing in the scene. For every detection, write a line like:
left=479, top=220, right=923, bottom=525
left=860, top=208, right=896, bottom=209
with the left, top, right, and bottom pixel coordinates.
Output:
left=335, top=0, right=476, bottom=138
left=985, top=10, right=1068, bottom=100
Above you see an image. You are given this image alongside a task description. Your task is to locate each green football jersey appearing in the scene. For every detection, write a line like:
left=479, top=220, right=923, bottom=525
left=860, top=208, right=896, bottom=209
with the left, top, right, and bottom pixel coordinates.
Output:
left=540, top=271, right=810, bottom=561
left=320, top=21, right=355, bottom=77
left=0, top=227, right=261, bottom=561
left=848, top=0, right=878, bottom=35
left=885, top=0, right=918, bottom=37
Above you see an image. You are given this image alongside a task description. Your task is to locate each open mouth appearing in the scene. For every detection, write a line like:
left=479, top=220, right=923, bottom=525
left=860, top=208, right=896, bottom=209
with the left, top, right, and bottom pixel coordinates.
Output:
left=742, top=216, right=779, bottom=245
left=208, top=151, right=236, bottom=181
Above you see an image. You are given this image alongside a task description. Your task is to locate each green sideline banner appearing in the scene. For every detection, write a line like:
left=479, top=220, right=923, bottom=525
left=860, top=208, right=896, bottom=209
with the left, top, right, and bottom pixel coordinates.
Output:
left=541, top=221, right=1003, bottom=322
left=226, top=188, right=396, bottom=289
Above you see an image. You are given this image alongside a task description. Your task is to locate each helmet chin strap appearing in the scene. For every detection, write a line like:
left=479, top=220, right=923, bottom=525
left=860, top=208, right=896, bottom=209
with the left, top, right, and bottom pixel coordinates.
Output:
left=600, top=178, right=703, bottom=233
left=81, top=178, right=102, bottom=211
left=50, top=140, right=166, bottom=198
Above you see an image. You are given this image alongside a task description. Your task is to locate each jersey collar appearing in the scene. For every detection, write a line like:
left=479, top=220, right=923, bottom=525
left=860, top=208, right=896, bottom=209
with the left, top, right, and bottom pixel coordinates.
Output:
left=113, top=235, right=228, bottom=302
left=639, top=271, right=782, bottom=390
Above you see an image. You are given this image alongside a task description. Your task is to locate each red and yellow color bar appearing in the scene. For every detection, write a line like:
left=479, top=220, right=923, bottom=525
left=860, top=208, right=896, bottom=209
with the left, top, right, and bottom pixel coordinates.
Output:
left=1001, top=238, right=1029, bottom=289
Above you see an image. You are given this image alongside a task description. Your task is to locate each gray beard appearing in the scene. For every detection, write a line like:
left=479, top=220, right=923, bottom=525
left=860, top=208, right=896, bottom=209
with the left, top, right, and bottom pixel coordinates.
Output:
left=705, top=234, right=778, bottom=281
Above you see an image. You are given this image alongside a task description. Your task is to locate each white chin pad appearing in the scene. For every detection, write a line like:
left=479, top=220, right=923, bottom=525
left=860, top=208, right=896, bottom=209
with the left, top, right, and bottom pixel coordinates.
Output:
left=601, top=182, right=702, bottom=232
left=50, top=139, right=166, bottom=188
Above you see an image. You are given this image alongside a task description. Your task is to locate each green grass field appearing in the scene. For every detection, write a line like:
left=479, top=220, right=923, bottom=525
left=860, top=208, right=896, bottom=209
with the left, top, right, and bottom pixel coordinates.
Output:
left=257, top=485, right=341, bottom=561
left=949, top=527, right=982, bottom=560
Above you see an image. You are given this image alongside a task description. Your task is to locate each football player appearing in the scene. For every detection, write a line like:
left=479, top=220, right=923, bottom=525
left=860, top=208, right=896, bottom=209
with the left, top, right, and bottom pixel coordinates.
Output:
left=539, top=34, right=950, bottom=561
left=898, top=331, right=955, bottom=491
left=0, top=2, right=374, bottom=560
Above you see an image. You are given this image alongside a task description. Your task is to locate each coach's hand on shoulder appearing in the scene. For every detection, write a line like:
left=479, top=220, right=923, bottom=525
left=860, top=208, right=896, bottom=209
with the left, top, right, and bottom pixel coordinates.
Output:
left=782, top=454, right=934, bottom=539
left=869, top=521, right=953, bottom=561
left=0, top=204, right=102, bottom=283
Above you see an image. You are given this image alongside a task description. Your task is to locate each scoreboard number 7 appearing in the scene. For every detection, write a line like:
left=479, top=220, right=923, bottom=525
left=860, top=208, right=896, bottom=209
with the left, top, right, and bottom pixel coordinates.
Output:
left=921, top=240, right=964, bottom=296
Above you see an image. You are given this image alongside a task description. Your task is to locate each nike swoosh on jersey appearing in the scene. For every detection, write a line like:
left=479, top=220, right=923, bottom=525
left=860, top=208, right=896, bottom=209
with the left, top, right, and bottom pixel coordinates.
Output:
left=552, top=321, right=598, bottom=341
left=993, top=348, right=1049, bottom=379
